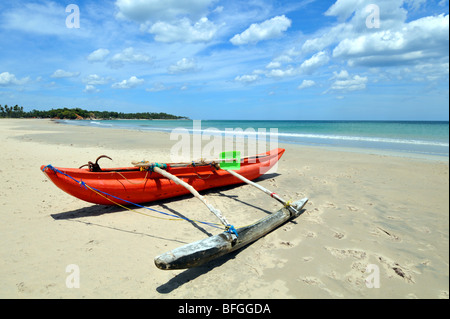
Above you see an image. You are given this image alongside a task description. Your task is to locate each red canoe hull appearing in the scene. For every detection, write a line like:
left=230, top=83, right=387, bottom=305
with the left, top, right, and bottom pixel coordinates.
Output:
left=41, top=148, right=285, bottom=205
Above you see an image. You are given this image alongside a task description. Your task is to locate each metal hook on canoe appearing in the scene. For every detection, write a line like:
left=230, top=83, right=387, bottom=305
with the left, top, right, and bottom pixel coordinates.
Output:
left=79, top=155, right=112, bottom=172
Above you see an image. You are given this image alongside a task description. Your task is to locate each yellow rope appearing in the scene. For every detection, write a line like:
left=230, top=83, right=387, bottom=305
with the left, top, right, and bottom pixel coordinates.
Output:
left=85, top=184, right=180, bottom=221
left=114, top=170, right=149, bottom=185
left=85, top=184, right=224, bottom=228
left=284, top=200, right=292, bottom=207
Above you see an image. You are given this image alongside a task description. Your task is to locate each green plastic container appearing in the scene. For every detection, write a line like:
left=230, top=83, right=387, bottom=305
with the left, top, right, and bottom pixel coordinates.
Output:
left=219, top=151, right=241, bottom=170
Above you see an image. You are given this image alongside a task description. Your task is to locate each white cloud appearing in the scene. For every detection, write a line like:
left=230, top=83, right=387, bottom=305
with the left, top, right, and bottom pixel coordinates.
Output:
left=277, top=48, right=300, bottom=61
left=87, top=49, right=110, bottom=62
left=332, top=70, right=350, bottom=79
left=411, top=62, right=449, bottom=81
left=51, top=69, right=80, bottom=78
left=83, top=74, right=110, bottom=85
left=405, top=0, right=427, bottom=11
left=234, top=74, right=260, bottom=83
left=302, top=23, right=351, bottom=53
left=0, top=72, right=30, bottom=86
left=213, top=6, right=223, bottom=14
left=111, top=76, right=145, bottom=89
left=264, top=48, right=301, bottom=71
left=325, top=0, right=407, bottom=29
left=324, top=0, right=366, bottom=21
left=230, top=15, right=292, bottom=45
left=331, top=75, right=367, bottom=91
left=115, top=0, right=215, bottom=23
left=83, top=85, right=100, bottom=93
left=115, top=0, right=218, bottom=43
left=329, top=70, right=368, bottom=92
left=146, top=82, right=171, bottom=92
left=298, top=80, right=316, bottom=89
left=266, top=61, right=282, bottom=69
left=299, top=51, right=330, bottom=74
left=168, top=58, right=198, bottom=73
left=255, top=50, right=329, bottom=80
left=303, top=0, right=408, bottom=53
left=304, top=0, right=448, bottom=72
left=111, top=47, right=152, bottom=63
left=109, top=47, right=152, bottom=68
left=265, top=49, right=299, bottom=69
left=146, top=17, right=218, bottom=43
left=266, top=67, right=298, bottom=78
left=2, top=2, right=77, bottom=36
left=332, top=14, right=449, bottom=67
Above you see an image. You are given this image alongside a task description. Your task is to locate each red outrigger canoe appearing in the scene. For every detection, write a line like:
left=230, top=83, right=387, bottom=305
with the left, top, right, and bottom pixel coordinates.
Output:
left=41, top=148, right=285, bottom=206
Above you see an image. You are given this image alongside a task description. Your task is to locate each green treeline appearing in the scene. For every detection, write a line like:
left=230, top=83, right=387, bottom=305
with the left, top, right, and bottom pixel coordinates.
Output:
left=0, top=105, right=187, bottom=120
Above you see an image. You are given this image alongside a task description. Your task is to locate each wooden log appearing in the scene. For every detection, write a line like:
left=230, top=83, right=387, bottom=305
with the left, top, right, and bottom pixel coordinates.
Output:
left=154, top=198, right=308, bottom=270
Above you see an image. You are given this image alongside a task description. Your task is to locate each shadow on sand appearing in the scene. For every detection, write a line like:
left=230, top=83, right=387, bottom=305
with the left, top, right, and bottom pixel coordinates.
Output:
left=48, top=172, right=305, bottom=293
left=156, top=208, right=306, bottom=294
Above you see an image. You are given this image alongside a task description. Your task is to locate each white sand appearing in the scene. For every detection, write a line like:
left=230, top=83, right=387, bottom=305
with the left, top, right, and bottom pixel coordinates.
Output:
left=1, top=119, right=448, bottom=299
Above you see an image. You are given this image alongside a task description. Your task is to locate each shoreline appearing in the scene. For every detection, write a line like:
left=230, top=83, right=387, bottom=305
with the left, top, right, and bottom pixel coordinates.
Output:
left=13, top=118, right=450, bottom=163
left=1, top=118, right=448, bottom=299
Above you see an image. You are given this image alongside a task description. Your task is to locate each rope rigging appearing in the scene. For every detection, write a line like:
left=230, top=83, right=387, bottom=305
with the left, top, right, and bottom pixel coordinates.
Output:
left=42, top=164, right=227, bottom=231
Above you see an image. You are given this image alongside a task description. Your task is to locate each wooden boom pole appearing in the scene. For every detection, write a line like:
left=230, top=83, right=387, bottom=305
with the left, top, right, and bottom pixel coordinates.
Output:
left=225, top=169, right=299, bottom=215
left=152, top=166, right=232, bottom=228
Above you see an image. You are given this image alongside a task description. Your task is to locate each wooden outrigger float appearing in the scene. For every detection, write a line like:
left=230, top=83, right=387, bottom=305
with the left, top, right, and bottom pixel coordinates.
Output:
left=154, top=198, right=308, bottom=270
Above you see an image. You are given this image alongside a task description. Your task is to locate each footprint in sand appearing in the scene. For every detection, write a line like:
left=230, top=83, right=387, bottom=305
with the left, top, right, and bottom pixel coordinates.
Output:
left=295, top=191, right=307, bottom=198
left=282, top=224, right=294, bottom=232
left=279, top=241, right=295, bottom=248
left=377, top=255, right=415, bottom=284
left=295, top=169, right=304, bottom=176
left=267, top=178, right=278, bottom=187
left=299, top=276, right=321, bottom=285
left=373, top=227, right=401, bottom=242
left=324, top=202, right=337, bottom=209
left=439, top=291, right=449, bottom=299
left=333, top=232, right=345, bottom=240
left=305, top=231, right=317, bottom=238
left=85, top=239, right=100, bottom=252
left=325, top=247, right=367, bottom=260
left=298, top=276, right=344, bottom=298
left=414, top=226, right=431, bottom=234
left=17, top=282, right=26, bottom=293
left=386, top=215, right=401, bottom=220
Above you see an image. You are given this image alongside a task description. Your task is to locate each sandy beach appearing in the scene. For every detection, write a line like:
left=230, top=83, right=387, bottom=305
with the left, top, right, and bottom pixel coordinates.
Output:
left=0, top=118, right=448, bottom=299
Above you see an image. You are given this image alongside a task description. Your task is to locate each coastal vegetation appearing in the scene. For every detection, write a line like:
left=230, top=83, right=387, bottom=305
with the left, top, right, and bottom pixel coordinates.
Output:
left=0, top=105, right=187, bottom=120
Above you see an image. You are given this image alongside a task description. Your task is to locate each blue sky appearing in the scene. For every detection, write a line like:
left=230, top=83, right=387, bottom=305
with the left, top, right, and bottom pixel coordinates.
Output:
left=0, top=0, right=448, bottom=120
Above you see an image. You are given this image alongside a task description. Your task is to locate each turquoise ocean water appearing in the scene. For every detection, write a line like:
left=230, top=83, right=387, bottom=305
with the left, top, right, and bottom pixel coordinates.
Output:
left=59, top=119, right=449, bottom=157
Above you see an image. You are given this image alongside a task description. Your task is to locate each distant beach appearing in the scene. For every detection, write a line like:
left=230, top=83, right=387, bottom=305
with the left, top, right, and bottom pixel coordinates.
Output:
left=0, top=118, right=448, bottom=299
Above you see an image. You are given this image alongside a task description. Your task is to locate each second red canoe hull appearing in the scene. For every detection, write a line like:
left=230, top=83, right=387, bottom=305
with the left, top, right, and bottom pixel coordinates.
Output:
left=41, top=148, right=285, bottom=205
